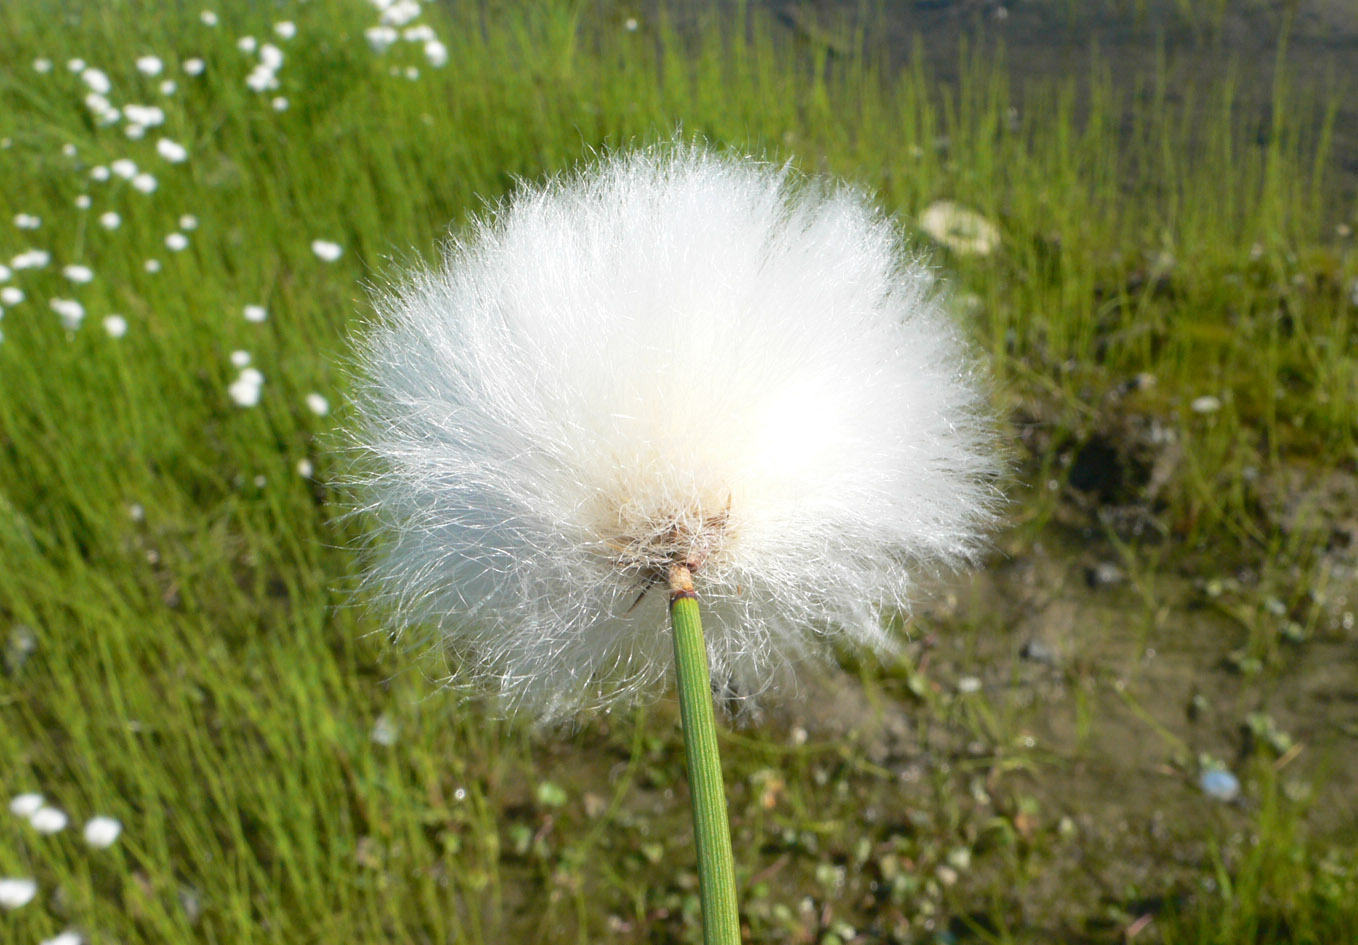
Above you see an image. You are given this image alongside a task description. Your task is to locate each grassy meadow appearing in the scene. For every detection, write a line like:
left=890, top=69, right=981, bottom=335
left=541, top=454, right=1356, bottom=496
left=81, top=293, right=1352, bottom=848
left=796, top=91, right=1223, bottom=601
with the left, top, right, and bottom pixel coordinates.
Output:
left=1, top=1, right=1355, bottom=943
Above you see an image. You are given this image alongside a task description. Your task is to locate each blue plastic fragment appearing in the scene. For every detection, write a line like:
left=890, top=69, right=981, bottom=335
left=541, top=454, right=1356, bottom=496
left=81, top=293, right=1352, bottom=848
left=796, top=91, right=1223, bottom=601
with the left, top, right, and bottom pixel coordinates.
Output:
left=1199, top=767, right=1241, bottom=801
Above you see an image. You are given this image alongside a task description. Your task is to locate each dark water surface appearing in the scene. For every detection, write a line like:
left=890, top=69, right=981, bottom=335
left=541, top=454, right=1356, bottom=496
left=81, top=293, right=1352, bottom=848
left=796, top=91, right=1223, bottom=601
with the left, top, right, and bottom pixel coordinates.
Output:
left=664, top=0, right=1358, bottom=198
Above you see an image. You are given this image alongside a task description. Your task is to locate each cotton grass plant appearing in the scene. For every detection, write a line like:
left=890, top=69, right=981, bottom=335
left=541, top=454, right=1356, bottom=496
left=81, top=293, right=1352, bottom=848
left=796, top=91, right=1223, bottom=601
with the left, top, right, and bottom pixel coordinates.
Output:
left=349, top=144, right=997, bottom=941
left=4, top=0, right=1353, bottom=938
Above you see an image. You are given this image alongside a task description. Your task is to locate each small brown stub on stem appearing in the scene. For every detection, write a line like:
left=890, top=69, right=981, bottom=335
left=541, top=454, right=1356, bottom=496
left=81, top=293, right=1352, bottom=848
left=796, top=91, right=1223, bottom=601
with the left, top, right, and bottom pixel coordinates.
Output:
left=668, top=563, right=697, bottom=604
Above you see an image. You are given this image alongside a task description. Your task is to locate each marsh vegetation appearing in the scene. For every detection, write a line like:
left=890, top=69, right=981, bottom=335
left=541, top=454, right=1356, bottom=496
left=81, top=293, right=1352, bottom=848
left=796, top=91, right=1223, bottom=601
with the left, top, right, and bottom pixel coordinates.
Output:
left=0, top=1, right=1354, bottom=942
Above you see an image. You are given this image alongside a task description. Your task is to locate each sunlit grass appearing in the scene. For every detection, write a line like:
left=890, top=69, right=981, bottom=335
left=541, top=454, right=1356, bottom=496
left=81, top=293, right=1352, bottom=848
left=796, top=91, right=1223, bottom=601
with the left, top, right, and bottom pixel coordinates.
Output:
left=1, top=0, right=1354, bottom=942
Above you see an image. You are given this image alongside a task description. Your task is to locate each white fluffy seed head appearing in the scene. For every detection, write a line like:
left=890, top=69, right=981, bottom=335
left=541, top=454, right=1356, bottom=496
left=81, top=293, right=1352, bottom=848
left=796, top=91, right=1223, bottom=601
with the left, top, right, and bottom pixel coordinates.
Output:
left=82, top=815, right=122, bottom=848
left=347, top=145, right=999, bottom=722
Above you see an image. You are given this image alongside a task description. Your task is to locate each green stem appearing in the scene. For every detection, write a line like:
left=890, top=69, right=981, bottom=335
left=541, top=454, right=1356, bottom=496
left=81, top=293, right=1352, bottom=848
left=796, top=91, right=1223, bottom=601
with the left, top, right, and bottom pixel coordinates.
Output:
left=668, top=564, right=741, bottom=945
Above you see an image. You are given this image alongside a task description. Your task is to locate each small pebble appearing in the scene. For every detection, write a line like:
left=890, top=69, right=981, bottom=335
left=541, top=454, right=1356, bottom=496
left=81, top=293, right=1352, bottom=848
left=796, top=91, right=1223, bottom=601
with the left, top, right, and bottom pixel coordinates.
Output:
left=1019, top=638, right=1060, bottom=666
left=1086, top=561, right=1124, bottom=588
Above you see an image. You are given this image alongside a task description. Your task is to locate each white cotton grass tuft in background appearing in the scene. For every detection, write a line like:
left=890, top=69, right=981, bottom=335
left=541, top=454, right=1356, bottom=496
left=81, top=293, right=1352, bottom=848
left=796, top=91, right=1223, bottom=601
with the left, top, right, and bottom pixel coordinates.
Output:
left=40, top=930, right=83, bottom=945
left=9, top=793, right=44, bottom=817
left=347, top=145, right=999, bottom=721
left=30, top=805, right=68, bottom=834
left=83, top=815, right=122, bottom=848
left=0, top=877, right=37, bottom=910
left=311, top=239, right=343, bottom=262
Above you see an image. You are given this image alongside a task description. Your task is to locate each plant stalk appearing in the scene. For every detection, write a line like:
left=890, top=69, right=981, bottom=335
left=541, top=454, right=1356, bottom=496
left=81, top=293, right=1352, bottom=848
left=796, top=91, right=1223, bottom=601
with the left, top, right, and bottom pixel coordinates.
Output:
left=668, top=563, right=741, bottom=945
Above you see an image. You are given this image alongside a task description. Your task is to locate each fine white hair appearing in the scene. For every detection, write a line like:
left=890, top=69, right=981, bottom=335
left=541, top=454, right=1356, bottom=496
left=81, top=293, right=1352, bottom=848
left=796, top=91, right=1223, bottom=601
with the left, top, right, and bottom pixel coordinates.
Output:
left=347, top=144, right=999, bottom=721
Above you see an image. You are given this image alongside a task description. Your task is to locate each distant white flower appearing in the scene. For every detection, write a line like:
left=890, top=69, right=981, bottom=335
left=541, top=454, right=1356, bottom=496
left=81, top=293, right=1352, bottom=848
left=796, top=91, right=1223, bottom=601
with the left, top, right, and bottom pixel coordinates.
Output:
left=39, top=930, right=83, bottom=945
left=160, top=79, right=178, bottom=95
left=14, top=213, right=41, bottom=230
left=272, top=96, right=289, bottom=112
left=424, top=40, right=448, bottom=67
left=370, top=713, right=397, bottom=746
left=0, top=877, right=37, bottom=910
left=9, top=793, right=43, bottom=817
left=100, top=211, right=122, bottom=229
left=920, top=200, right=1001, bottom=256
left=104, top=315, right=128, bottom=338
left=246, top=66, right=278, bottom=92
left=243, top=304, right=268, bottom=323
left=157, top=138, right=188, bottom=163
left=230, top=349, right=251, bottom=367
left=12, top=249, right=51, bottom=270
left=125, top=123, right=147, bottom=140
left=625, top=16, right=639, bottom=31
left=144, top=258, right=161, bottom=273
left=51, top=298, right=85, bottom=330
left=31, top=806, right=68, bottom=834
left=0, top=264, right=9, bottom=281
left=237, top=35, right=257, bottom=53
left=83, top=815, right=122, bottom=848
left=91, top=165, right=111, bottom=181
left=348, top=146, right=998, bottom=719
left=111, top=158, right=138, bottom=179
left=404, top=66, right=420, bottom=80
left=33, top=58, right=53, bottom=73
left=297, top=457, right=315, bottom=478
left=403, top=24, right=436, bottom=42
left=200, top=10, right=218, bottom=26
left=2, top=287, right=27, bottom=306
left=365, top=26, right=398, bottom=52
left=311, top=239, right=342, bottom=262
left=179, top=214, right=199, bottom=230
left=275, top=20, right=297, bottom=40
left=136, top=55, right=164, bottom=76
left=259, top=44, right=283, bottom=70
left=305, top=392, right=330, bottom=416
left=166, top=232, right=189, bottom=251
left=184, top=57, right=206, bottom=75
left=62, top=143, right=78, bottom=157
left=63, top=264, right=94, bottom=284
left=82, top=67, right=111, bottom=94
left=229, top=368, right=264, bottom=407
left=132, top=172, right=158, bottom=193
left=1191, top=395, right=1222, bottom=415
left=67, top=58, right=86, bottom=72
left=75, top=194, right=92, bottom=209
left=381, top=0, right=421, bottom=27
left=125, top=104, right=166, bottom=127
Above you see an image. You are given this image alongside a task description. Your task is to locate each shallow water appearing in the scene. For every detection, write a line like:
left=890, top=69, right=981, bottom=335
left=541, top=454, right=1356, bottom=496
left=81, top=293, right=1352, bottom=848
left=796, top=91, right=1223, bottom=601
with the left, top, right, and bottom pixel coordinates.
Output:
left=663, top=0, right=1358, bottom=196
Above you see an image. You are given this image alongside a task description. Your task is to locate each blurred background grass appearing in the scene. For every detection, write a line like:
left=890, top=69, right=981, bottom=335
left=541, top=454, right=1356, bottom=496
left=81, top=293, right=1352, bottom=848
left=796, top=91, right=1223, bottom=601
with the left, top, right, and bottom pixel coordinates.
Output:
left=0, top=0, right=1355, bottom=942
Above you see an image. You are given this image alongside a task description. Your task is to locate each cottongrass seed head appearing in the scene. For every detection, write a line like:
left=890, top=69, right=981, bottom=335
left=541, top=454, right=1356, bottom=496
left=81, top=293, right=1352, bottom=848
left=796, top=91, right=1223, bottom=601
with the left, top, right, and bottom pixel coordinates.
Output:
left=349, top=144, right=999, bottom=721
